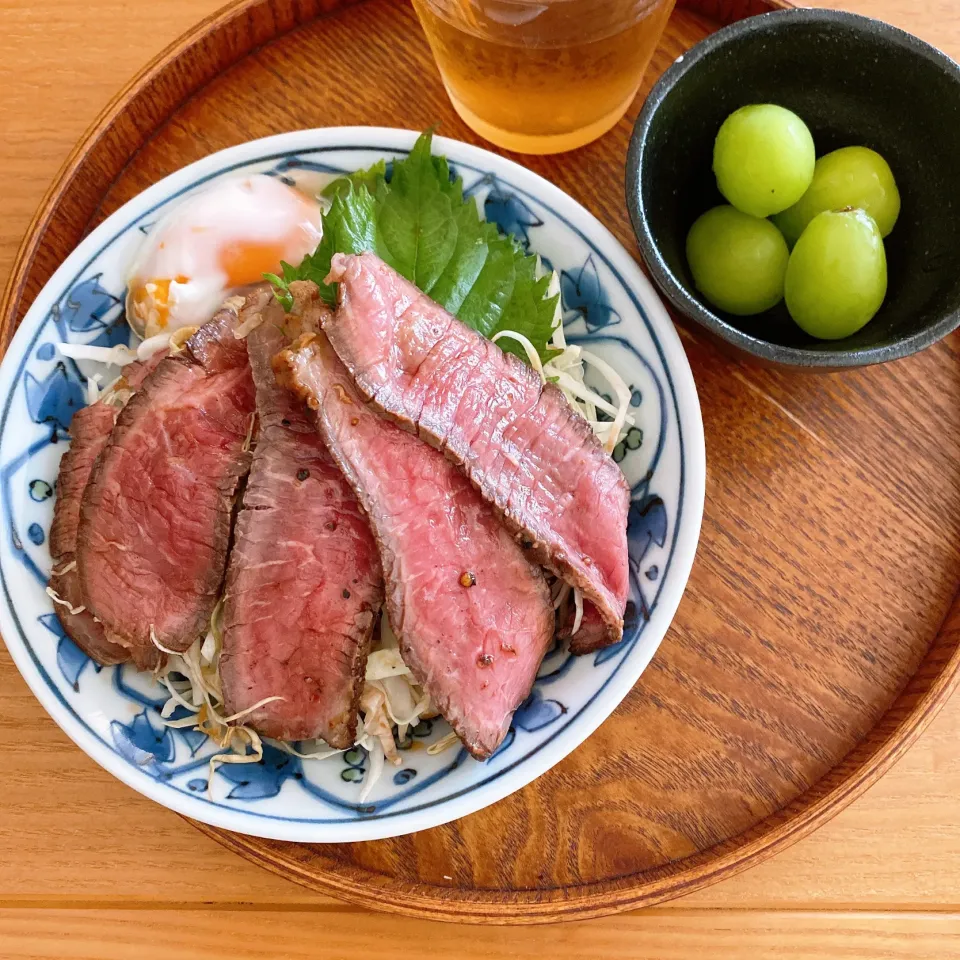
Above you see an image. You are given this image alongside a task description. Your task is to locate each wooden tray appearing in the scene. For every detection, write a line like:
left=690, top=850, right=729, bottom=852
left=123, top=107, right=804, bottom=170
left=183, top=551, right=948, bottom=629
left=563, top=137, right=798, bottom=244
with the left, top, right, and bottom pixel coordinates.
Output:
left=4, top=0, right=960, bottom=926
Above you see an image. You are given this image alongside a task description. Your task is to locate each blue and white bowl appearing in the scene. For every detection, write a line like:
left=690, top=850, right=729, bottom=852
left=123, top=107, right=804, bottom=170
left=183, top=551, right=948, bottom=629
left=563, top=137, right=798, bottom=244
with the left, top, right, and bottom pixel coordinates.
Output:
left=0, top=129, right=705, bottom=842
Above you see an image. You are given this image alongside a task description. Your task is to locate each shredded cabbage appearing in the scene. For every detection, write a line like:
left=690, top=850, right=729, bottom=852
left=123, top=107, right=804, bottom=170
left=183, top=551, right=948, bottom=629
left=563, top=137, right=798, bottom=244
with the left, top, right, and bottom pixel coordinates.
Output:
left=61, top=323, right=192, bottom=412
left=86, top=373, right=102, bottom=406
left=496, top=269, right=635, bottom=454
left=96, top=372, right=128, bottom=408
left=571, top=587, right=584, bottom=636
left=428, top=731, right=460, bottom=755
left=233, top=308, right=265, bottom=340
left=277, top=740, right=344, bottom=761
left=58, top=342, right=137, bottom=366
left=359, top=737, right=385, bottom=803
left=577, top=349, right=632, bottom=454
left=491, top=330, right=544, bottom=376
left=365, top=647, right=412, bottom=680
left=45, top=586, right=85, bottom=616
left=137, top=331, right=174, bottom=360
left=151, top=605, right=447, bottom=801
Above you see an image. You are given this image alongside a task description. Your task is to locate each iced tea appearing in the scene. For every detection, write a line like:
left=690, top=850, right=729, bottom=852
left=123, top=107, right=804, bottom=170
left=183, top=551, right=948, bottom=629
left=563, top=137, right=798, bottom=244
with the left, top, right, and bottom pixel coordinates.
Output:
left=412, top=0, right=676, bottom=154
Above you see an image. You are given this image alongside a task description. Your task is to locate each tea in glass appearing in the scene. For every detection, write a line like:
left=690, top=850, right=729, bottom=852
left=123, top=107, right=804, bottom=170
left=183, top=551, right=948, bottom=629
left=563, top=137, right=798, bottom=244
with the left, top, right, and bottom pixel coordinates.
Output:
left=412, top=0, right=676, bottom=154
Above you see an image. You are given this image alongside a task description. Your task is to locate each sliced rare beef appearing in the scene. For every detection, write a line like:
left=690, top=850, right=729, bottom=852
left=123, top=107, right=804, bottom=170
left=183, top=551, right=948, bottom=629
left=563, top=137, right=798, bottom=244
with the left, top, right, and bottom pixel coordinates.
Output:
left=559, top=601, right=609, bottom=656
left=220, top=291, right=383, bottom=747
left=77, top=300, right=255, bottom=667
left=323, top=252, right=630, bottom=651
left=48, top=402, right=127, bottom=664
left=50, top=402, right=118, bottom=568
left=48, top=352, right=169, bottom=666
left=276, top=329, right=554, bottom=760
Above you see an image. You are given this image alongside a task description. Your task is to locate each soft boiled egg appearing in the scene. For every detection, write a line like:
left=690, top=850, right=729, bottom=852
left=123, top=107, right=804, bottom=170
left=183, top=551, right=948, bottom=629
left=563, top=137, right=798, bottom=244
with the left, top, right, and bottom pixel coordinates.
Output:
left=126, top=175, right=322, bottom=338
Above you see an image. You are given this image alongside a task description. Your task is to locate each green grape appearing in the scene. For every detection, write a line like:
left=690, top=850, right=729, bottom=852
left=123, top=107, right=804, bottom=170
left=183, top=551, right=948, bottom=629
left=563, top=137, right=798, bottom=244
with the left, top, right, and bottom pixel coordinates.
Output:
left=784, top=209, right=887, bottom=339
left=686, top=205, right=790, bottom=315
left=774, top=146, right=900, bottom=246
left=713, top=104, right=816, bottom=217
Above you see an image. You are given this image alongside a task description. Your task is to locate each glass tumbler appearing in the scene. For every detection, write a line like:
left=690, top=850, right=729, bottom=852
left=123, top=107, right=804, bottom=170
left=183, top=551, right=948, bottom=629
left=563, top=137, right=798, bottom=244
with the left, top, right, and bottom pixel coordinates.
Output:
left=411, top=0, right=676, bottom=154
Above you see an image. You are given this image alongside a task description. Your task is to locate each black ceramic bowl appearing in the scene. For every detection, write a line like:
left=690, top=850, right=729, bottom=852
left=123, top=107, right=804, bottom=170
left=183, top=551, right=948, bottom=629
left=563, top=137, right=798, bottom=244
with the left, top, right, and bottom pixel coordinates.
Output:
left=626, top=9, right=960, bottom=369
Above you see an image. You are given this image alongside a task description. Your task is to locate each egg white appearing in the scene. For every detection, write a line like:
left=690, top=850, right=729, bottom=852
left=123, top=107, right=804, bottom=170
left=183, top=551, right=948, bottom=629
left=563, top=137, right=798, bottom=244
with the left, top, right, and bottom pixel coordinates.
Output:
left=126, top=175, right=322, bottom=338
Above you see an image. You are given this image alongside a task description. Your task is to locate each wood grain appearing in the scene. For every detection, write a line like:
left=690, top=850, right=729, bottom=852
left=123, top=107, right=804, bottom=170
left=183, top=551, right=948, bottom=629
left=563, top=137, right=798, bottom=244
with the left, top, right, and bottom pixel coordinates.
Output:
left=1, top=908, right=959, bottom=960
left=1, top=0, right=960, bottom=946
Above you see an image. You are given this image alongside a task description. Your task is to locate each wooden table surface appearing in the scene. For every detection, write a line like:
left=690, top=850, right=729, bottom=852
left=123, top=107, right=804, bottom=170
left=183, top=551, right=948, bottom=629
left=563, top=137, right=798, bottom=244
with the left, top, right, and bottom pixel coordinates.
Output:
left=1, top=0, right=959, bottom=955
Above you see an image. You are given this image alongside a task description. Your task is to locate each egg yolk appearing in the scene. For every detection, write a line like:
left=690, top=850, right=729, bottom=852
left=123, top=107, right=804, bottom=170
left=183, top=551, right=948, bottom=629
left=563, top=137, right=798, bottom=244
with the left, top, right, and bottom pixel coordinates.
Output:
left=218, top=238, right=299, bottom=287
left=130, top=275, right=190, bottom=332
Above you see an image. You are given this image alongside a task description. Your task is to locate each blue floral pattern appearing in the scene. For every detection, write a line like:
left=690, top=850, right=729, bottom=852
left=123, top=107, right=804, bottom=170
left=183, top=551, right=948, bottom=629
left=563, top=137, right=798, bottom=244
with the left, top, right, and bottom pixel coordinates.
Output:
left=0, top=134, right=699, bottom=840
left=24, top=364, right=85, bottom=432
left=466, top=174, right=545, bottom=250
left=561, top=256, right=622, bottom=332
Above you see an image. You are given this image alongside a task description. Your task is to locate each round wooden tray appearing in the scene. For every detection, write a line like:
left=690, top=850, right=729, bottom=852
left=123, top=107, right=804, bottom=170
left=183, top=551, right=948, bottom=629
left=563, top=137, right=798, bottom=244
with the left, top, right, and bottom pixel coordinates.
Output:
left=4, top=0, right=960, bottom=926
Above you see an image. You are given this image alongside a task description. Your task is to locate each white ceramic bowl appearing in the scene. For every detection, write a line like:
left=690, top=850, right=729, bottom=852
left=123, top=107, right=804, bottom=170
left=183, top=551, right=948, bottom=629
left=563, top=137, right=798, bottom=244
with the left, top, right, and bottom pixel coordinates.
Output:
left=0, top=128, right=705, bottom=841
